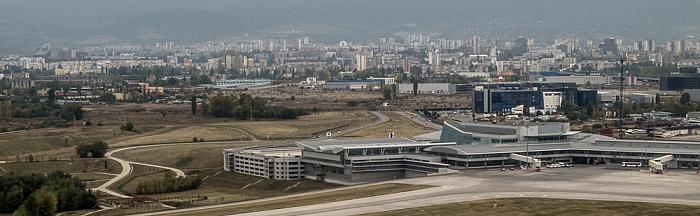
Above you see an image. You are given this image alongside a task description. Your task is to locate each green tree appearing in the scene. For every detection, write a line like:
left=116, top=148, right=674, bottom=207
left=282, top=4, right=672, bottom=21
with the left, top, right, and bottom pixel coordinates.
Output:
left=200, top=100, right=209, bottom=116
left=97, top=93, right=116, bottom=103
left=191, top=96, right=197, bottom=115
left=382, top=86, right=394, bottom=100
left=121, top=122, right=134, bottom=131
left=14, top=186, right=58, bottom=216
left=89, top=141, right=108, bottom=158
left=522, top=99, right=530, bottom=116
left=586, top=100, right=595, bottom=117
left=75, top=145, right=90, bottom=158
left=655, top=93, right=661, bottom=104
left=680, top=92, right=691, bottom=105
left=410, top=76, right=419, bottom=96
left=1, top=100, right=11, bottom=120
left=61, top=103, right=83, bottom=121
left=47, top=89, right=56, bottom=102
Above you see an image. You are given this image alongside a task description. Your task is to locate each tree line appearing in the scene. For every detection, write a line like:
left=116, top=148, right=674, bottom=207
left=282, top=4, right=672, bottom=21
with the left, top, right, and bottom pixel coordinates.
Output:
left=0, top=98, right=83, bottom=121
left=75, top=141, right=108, bottom=158
left=135, top=172, right=202, bottom=195
left=0, top=171, right=98, bottom=215
left=199, top=93, right=308, bottom=120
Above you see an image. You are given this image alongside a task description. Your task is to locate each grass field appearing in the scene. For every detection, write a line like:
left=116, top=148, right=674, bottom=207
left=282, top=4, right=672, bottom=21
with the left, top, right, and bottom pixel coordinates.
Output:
left=111, top=125, right=251, bottom=147
left=147, top=171, right=340, bottom=206
left=340, top=112, right=436, bottom=139
left=112, top=164, right=172, bottom=195
left=0, top=126, right=135, bottom=159
left=112, top=143, right=260, bottom=170
left=165, top=183, right=432, bottom=216
left=233, top=111, right=376, bottom=140
left=0, top=159, right=121, bottom=175
left=362, top=198, right=700, bottom=216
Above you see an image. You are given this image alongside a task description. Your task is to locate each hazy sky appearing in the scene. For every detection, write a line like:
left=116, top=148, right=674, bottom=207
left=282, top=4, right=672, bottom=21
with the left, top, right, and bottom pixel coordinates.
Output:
left=0, top=0, right=698, bottom=54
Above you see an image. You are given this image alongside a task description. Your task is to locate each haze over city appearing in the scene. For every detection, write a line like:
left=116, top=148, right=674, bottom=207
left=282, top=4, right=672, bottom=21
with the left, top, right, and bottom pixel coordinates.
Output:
left=1, top=0, right=699, bottom=55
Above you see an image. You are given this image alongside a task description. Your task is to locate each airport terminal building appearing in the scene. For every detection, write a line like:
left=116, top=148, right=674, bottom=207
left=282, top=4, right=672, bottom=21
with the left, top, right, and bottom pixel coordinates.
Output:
left=295, top=138, right=454, bottom=184
left=419, top=121, right=700, bottom=169
left=224, top=121, right=700, bottom=184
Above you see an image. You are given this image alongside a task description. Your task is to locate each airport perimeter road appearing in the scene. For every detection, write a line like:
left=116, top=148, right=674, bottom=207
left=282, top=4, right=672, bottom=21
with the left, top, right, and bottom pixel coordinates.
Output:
left=95, top=144, right=188, bottom=198
left=314, top=111, right=390, bottom=141
left=234, top=165, right=700, bottom=216
left=395, top=111, right=442, bottom=130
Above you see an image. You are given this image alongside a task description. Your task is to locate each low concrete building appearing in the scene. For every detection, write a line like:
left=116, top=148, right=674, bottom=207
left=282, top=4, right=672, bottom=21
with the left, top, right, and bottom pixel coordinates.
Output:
left=10, top=72, right=34, bottom=89
left=630, top=93, right=654, bottom=103
left=296, top=138, right=454, bottom=185
left=323, top=80, right=381, bottom=90
left=543, top=75, right=610, bottom=86
left=223, top=146, right=304, bottom=180
left=396, top=83, right=456, bottom=94
left=687, top=89, right=700, bottom=103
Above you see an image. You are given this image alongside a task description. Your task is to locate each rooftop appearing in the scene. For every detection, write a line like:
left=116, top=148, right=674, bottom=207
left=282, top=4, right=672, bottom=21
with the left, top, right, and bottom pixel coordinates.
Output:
left=225, top=146, right=302, bottom=158
left=297, top=138, right=418, bottom=149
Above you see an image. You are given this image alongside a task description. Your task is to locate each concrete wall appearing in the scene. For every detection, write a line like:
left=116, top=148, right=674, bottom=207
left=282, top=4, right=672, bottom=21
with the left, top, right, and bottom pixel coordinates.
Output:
left=687, top=89, right=700, bottom=103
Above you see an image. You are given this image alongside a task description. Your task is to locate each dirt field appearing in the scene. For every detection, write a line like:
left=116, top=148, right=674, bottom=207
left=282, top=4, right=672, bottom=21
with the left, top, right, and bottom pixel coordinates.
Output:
left=249, top=86, right=470, bottom=111
left=164, top=183, right=432, bottom=216
left=340, top=112, right=437, bottom=139
left=363, top=197, right=700, bottom=216
left=0, top=125, right=137, bottom=159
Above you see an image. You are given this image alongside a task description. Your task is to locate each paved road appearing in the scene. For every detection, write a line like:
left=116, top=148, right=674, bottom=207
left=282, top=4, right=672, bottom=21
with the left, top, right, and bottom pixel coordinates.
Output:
left=231, top=166, right=700, bottom=215
left=94, top=141, right=249, bottom=198
left=95, top=144, right=187, bottom=198
left=395, top=111, right=442, bottom=130
left=311, top=111, right=390, bottom=141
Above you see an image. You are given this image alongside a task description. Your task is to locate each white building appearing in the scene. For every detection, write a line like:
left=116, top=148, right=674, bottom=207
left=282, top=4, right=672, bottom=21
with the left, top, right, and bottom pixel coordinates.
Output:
left=355, top=54, right=367, bottom=71
left=542, top=92, right=563, bottom=113
left=367, top=77, right=395, bottom=85
left=224, top=146, right=304, bottom=180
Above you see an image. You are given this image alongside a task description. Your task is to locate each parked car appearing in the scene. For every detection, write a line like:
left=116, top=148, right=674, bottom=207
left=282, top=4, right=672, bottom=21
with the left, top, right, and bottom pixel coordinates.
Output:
left=546, top=163, right=560, bottom=168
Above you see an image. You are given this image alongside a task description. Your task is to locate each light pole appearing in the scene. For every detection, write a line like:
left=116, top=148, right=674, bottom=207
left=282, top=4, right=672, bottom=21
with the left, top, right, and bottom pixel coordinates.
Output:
left=618, top=58, right=626, bottom=140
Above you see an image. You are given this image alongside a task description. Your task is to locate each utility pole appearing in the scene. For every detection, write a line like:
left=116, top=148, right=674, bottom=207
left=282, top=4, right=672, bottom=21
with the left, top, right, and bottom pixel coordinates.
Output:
left=618, top=58, right=626, bottom=140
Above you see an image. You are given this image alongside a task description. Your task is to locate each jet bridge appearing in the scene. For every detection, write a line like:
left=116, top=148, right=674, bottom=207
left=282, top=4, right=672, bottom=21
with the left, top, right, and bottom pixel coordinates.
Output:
left=510, top=153, right=542, bottom=168
left=649, top=155, right=673, bottom=173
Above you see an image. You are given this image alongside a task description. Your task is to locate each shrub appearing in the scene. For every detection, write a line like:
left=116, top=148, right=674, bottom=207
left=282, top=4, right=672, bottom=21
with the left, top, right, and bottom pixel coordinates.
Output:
left=120, top=122, right=134, bottom=131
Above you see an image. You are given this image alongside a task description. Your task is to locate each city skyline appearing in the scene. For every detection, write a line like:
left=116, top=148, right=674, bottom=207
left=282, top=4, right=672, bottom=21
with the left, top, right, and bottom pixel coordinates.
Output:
left=1, top=0, right=699, bottom=56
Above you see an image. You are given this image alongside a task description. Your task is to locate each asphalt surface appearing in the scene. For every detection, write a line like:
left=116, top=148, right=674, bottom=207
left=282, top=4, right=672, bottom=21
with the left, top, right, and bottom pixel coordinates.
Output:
left=395, top=111, right=442, bottom=130
left=233, top=165, right=700, bottom=215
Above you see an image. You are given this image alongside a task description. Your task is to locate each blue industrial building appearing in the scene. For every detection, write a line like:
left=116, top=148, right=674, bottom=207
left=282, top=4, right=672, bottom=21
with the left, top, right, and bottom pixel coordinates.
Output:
left=472, top=82, right=596, bottom=114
